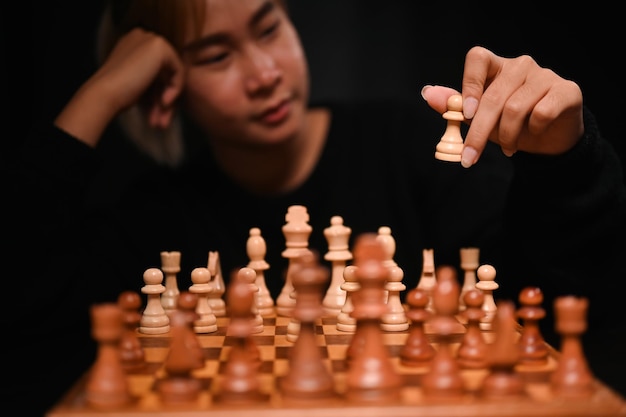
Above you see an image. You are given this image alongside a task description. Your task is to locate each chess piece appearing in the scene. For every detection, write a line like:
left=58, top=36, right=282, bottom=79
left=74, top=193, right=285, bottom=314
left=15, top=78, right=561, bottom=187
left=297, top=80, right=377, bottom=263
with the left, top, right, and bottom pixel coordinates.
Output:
left=479, top=300, right=526, bottom=399
left=237, top=266, right=264, bottom=334
left=280, top=250, right=335, bottom=400
left=85, top=303, right=132, bottom=409
left=189, top=267, right=218, bottom=333
left=434, top=94, right=464, bottom=162
left=139, top=268, right=170, bottom=334
left=458, top=247, right=479, bottom=313
left=475, top=264, right=498, bottom=331
left=336, top=265, right=359, bottom=332
left=517, top=287, right=549, bottom=366
left=415, top=248, right=436, bottom=313
left=322, top=215, right=352, bottom=317
left=214, top=270, right=266, bottom=403
left=399, top=288, right=435, bottom=366
left=421, top=266, right=466, bottom=399
left=207, top=251, right=226, bottom=316
left=117, top=290, right=145, bottom=371
left=246, top=227, right=275, bottom=317
left=277, top=205, right=312, bottom=316
left=176, top=291, right=206, bottom=367
left=377, top=226, right=409, bottom=332
left=457, top=289, right=488, bottom=369
left=551, top=296, right=595, bottom=398
left=160, top=250, right=181, bottom=316
left=345, top=234, right=402, bottom=403
left=157, top=309, right=203, bottom=404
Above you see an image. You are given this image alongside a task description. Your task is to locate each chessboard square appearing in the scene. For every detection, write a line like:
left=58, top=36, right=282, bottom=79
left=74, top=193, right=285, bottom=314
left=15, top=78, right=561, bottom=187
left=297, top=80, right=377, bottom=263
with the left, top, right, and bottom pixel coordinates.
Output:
left=257, top=345, right=276, bottom=361
left=139, top=335, right=171, bottom=348
left=326, top=344, right=348, bottom=361
left=330, top=358, right=348, bottom=373
left=250, top=335, right=275, bottom=346
left=193, top=361, right=220, bottom=377
left=321, top=324, right=343, bottom=336
left=275, top=346, right=291, bottom=360
left=144, top=347, right=169, bottom=362
left=258, top=360, right=275, bottom=374
left=128, top=374, right=156, bottom=398
left=273, top=335, right=293, bottom=346
left=324, top=334, right=352, bottom=345
left=203, top=346, right=222, bottom=361
left=275, top=316, right=292, bottom=327
left=198, top=335, right=225, bottom=348
left=262, top=317, right=276, bottom=327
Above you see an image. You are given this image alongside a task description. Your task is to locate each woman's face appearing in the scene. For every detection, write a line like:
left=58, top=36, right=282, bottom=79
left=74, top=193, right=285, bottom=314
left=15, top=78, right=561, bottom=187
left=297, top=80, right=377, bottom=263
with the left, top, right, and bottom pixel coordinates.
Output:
left=181, top=0, right=310, bottom=148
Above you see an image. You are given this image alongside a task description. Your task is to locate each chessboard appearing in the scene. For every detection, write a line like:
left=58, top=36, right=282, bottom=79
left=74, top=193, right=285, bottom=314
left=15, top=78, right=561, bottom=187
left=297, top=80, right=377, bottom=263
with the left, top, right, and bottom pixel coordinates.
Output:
left=47, top=311, right=626, bottom=417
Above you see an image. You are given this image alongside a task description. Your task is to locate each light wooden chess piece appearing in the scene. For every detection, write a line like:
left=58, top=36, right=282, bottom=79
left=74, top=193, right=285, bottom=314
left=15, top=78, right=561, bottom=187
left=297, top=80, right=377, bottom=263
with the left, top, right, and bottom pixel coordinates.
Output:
left=434, top=94, right=465, bottom=162
left=139, top=268, right=170, bottom=334
left=415, top=248, right=436, bottom=313
left=189, top=267, right=218, bottom=334
left=475, top=264, right=498, bottom=331
left=336, top=264, right=359, bottom=332
left=322, top=215, right=352, bottom=317
left=277, top=205, right=312, bottom=316
left=160, top=250, right=181, bottom=316
left=377, top=226, right=408, bottom=332
left=458, top=247, right=479, bottom=313
left=237, top=266, right=264, bottom=334
left=246, top=227, right=275, bottom=317
left=207, top=251, right=226, bottom=317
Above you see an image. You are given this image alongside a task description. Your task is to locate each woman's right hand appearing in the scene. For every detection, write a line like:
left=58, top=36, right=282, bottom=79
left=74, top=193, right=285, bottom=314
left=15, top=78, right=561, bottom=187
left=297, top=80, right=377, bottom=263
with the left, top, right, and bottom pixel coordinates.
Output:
left=54, top=28, right=185, bottom=147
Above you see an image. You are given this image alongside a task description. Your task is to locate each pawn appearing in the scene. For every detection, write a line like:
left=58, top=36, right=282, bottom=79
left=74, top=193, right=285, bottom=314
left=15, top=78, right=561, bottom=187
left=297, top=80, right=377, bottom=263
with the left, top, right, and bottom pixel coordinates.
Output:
left=517, top=287, right=549, bottom=366
left=189, top=267, right=218, bottom=333
left=434, top=94, right=465, bottom=162
left=551, top=296, right=594, bottom=398
left=336, top=265, right=359, bottom=332
left=237, top=267, right=264, bottom=334
left=457, top=289, right=488, bottom=369
left=157, top=309, right=203, bottom=404
left=280, top=250, right=335, bottom=400
left=479, top=300, right=526, bottom=399
left=421, top=266, right=465, bottom=399
left=117, top=291, right=146, bottom=372
left=139, top=268, right=170, bottom=334
left=475, top=264, right=499, bottom=331
left=85, top=303, right=132, bottom=409
left=399, top=288, right=435, bottom=366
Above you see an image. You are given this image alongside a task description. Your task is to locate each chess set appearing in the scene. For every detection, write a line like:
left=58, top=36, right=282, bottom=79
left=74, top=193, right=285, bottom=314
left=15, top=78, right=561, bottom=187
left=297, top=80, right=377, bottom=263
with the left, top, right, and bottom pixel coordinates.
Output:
left=46, top=206, right=626, bottom=417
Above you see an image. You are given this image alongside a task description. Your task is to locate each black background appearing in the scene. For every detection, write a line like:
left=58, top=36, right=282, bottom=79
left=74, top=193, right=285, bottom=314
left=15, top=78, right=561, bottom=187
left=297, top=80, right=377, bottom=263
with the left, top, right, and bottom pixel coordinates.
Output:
left=7, top=1, right=623, bottom=169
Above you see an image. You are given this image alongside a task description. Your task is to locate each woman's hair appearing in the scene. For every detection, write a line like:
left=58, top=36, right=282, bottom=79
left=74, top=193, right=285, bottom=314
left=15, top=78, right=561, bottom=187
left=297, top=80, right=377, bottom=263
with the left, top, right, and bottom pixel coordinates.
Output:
left=97, top=0, right=207, bottom=167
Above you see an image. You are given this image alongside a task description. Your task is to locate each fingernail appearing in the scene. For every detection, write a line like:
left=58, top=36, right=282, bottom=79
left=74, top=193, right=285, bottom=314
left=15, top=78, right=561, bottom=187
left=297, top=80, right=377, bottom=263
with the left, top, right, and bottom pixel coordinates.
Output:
left=420, top=85, right=433, bottom=100
left=502, top=148, right=516, bottom=157
left=461, top=146, right=477, bottom=168
left=463, top=97, right=478, bottom=119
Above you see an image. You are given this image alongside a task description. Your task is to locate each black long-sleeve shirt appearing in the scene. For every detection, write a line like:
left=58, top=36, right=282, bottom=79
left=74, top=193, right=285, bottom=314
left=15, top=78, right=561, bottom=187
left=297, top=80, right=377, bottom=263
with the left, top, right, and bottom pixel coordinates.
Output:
left=4, top=98, right=626, bottom=415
